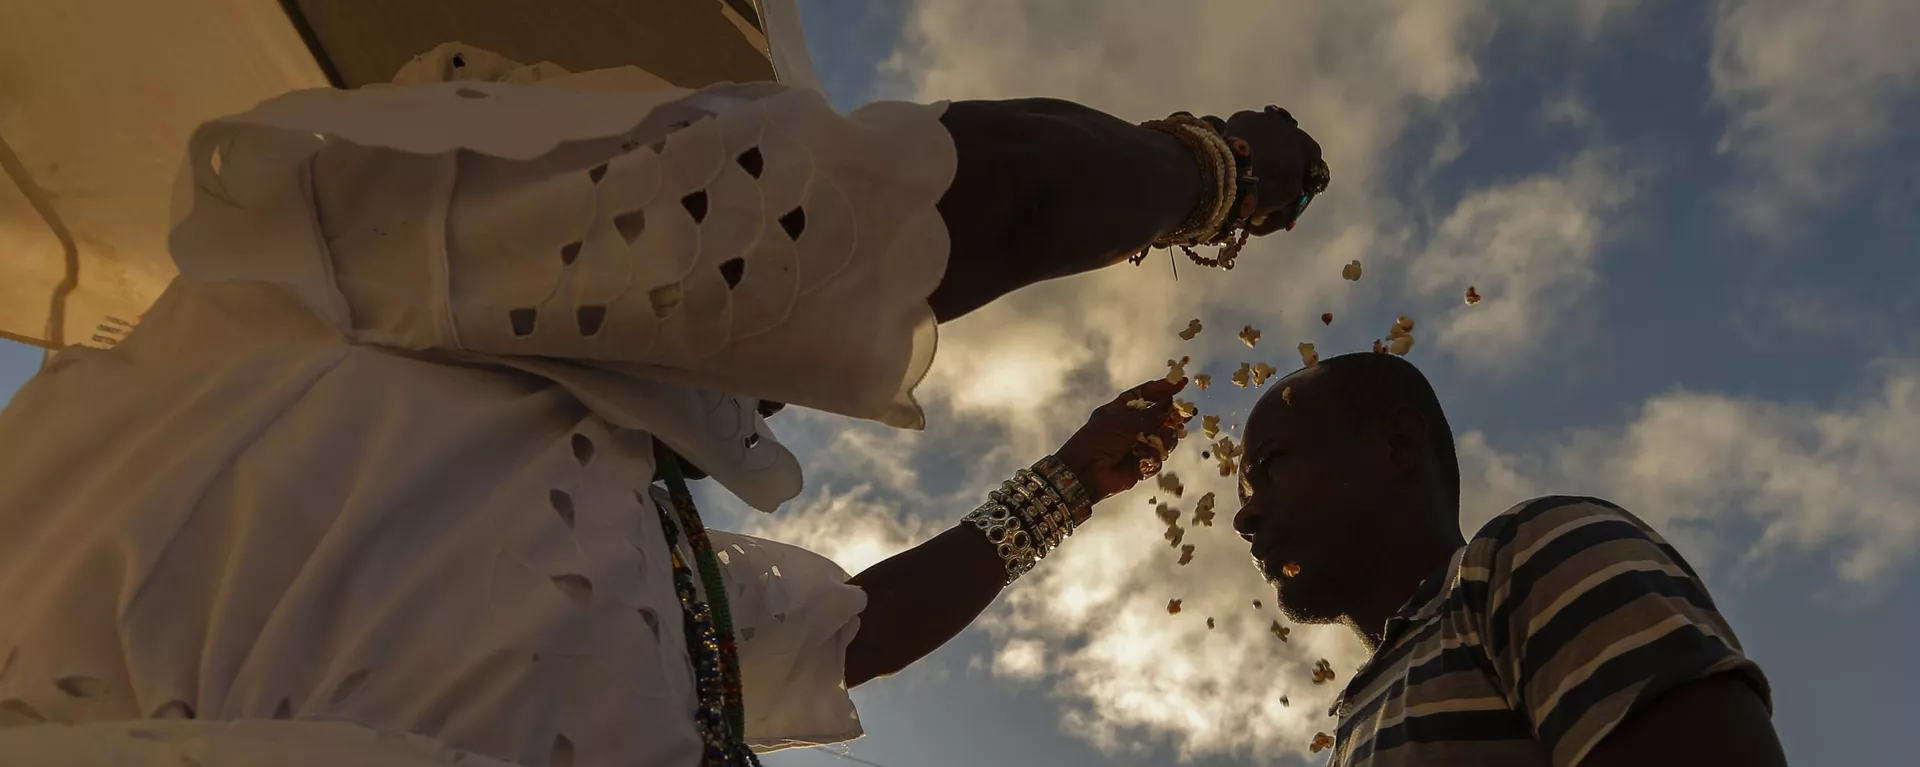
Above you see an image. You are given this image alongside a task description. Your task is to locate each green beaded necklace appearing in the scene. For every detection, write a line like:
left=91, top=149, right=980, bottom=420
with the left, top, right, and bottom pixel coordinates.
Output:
left=654, top=450, right=751, bottom=744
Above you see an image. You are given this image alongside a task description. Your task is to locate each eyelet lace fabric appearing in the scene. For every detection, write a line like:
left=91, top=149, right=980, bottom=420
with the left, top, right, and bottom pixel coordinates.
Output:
left=0, top=46, right=944, bottom=767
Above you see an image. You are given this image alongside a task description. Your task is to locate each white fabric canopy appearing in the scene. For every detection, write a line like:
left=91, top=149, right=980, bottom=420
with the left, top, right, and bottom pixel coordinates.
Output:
left=0, top=0, right=818, bottom=354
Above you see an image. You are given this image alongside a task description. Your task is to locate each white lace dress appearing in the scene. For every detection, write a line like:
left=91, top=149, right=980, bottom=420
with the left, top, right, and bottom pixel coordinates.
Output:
left=0, top=46, right=955, bottom=767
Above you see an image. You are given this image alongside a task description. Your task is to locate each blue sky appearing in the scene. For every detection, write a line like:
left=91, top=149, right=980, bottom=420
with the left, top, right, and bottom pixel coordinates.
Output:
left=3, top=1, right=1917, bottom=765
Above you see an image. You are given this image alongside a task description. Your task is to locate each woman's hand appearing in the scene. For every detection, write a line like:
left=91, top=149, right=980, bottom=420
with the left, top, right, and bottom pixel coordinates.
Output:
left=1226, top=106, right=1327, bottom=236
left=1054, top=377, right=1193, bottom=502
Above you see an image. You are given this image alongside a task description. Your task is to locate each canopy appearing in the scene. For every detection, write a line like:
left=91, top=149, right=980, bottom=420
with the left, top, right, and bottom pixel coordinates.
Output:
left=0, top=0, right=818, bottom=351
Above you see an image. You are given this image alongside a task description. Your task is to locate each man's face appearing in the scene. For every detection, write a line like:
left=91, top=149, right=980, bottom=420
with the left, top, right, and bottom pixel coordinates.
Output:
left=1232, top=373, right=1386, bottom=624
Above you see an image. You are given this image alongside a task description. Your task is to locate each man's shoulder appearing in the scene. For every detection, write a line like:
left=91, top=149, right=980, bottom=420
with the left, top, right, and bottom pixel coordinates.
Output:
left=1462, top=495, right=1668, bottom=567
left=1467, top=495, right=1633, bottom=541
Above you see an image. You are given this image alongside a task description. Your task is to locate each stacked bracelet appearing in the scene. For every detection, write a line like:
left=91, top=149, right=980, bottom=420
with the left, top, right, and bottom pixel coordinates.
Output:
left=963, top=457, right=1095, bottom=584
left=1134, top=111, right=1265, bottom=271
left=1141, top=115, right=1238, bottom=247
left=1032, top=454, right=1093, bottom=523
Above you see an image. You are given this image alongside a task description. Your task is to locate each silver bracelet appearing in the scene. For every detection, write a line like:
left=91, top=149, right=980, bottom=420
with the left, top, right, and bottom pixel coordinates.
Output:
left=967, top=466, right=1092, bottom=584
left=963, top=499, right=1040, bottom=582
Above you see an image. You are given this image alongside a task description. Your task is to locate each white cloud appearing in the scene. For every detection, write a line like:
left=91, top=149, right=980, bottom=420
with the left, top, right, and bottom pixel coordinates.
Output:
left=1460, top=357, right=1920, bottom=592
left=1410, top=149, right=1636, bottom=373
left=1710, top=0, right=1920, bottom=236
left=992, top=638, right=1048, bottom=681
left=735, top=482, right=941, bottom=574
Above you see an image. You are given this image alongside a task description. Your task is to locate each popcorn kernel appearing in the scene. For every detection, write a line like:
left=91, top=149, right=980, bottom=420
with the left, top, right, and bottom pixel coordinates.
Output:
left=1192, top=492, right=1217, bottom=526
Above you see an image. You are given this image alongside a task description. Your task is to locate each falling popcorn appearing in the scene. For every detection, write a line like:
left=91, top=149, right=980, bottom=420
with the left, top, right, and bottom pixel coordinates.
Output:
left=1126, top=397, right=1154, bottom=410
left=1164, top=523, right=1186, bottom=548
left=1250, top=362, right=1278, bottom=387
left=1341, top=260, right=1363, bottom=281
left=1178, top=318, right=1204, bottom=341
left=1178, top=544, right=1196, bottom=566
left=1166, top=356, right=1191, bottom=383
left=1281, top=561, right=1301, bottom=578
left=1372, top=339, right=1386, bottom=354
left=1270, top=620, right=1290, bottom=642
left=1206, top=617, right=1216, bottom=629
left=1465, top=286, right=1482, bottom=305
left=1155, top=502, right=1181, bottom=527
left=1321, top=312, right=1334, bottom=325
left=1281, top=386, right=1293, bottom=405
left=1231, top=362, right=1252, bottom=388
left=1157, top=471, right=1185, bottom=498
left=1202, top=415, right=1222, bottom=439
left=1192, top=492, right=1217, bottom=526
left=1193, top=373, right=1212, bottom=390
left=1172, top=399, right=1198, bottom=419
left=1212, top=436, right=1242, bottom=477
left=1167, top=599, right=1183, bottom=615
left=1382, top=316, right=1416, bottom=356
left=1279, top=695, right=1290, bottom=707
left=1311, top=733, right=1335, bottom=753
left=1312, top=659, right=1337, bottom=685
left=1213, top=436, right=1242, bottom=459
left=1297, top=342, right=1319, bottom=367
left=1239, top=325, right=1262, bottom=348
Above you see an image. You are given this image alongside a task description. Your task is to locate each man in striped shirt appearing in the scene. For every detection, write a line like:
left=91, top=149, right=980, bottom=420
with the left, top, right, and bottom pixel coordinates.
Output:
left=1231, top=353, right=1786, bottom=766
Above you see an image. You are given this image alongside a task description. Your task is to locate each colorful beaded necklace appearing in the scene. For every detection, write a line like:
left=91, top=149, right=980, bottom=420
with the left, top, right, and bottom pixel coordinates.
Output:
left=654, top=451, right=759, bottom=766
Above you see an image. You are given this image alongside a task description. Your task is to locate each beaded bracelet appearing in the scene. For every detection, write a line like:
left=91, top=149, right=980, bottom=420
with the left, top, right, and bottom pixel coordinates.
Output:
left=1141, top=115, right=1236, bottom=246
left=1134, top=111, right=1263, bottom=270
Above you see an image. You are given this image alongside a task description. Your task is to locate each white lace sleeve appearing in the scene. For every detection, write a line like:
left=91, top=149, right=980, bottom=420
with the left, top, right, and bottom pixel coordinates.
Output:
left=168, top=80, right=955, bottom=429
left=704, top=530, right=868, bottom=752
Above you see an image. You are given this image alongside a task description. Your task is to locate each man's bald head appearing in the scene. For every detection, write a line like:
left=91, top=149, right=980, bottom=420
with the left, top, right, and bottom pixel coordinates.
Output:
left=1267, top=352, right=1460, bottom=509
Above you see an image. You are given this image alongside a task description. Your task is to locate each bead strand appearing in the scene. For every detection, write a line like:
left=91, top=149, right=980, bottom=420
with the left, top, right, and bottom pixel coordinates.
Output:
left=655, top=452, right=761, bottom=766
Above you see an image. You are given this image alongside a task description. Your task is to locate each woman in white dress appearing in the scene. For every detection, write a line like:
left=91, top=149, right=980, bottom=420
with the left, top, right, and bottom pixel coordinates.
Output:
left=0, top=45, right=1325, bottom=767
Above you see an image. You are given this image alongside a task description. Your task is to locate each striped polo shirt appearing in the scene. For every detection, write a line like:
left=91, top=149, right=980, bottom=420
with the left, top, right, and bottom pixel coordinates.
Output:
left=1327, top=496, right=1771, bottom=767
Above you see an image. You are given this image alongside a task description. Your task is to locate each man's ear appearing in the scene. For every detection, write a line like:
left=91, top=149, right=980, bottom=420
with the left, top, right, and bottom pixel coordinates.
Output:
left=1384, top=404, right=1429, bottom=477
